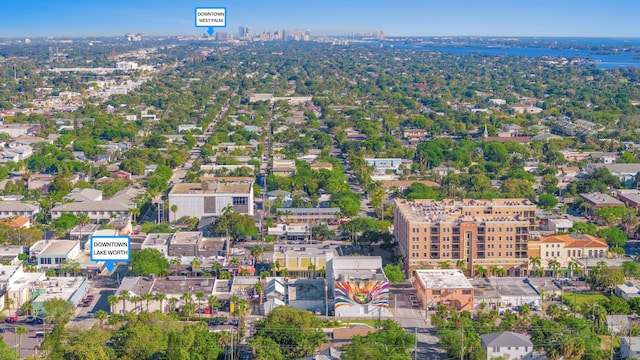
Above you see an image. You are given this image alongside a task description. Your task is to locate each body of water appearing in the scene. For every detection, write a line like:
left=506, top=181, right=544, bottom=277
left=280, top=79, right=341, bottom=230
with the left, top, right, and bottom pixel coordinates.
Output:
left=359, top=40, right=640, bottom=69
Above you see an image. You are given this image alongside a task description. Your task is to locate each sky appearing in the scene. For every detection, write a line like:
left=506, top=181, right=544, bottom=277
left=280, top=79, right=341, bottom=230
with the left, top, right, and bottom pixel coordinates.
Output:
left=2, top=0, right=640, bottom=38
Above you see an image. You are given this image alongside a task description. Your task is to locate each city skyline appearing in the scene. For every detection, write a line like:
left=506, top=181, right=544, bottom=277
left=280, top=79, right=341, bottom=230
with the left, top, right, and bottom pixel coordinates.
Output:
left=2, top=0, right=640, bottom=38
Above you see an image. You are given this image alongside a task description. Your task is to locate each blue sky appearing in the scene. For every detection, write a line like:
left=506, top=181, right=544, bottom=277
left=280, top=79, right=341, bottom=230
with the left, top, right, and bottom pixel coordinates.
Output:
left=2, top=0, right=640, bottom=38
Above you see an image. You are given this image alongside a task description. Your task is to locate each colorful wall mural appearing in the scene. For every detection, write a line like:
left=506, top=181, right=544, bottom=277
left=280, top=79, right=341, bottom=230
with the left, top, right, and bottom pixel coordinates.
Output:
left=334, top=280, right=389, bottom=310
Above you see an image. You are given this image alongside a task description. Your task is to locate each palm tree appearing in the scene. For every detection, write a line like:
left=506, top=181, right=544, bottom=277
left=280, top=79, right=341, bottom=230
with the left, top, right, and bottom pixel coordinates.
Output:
left=622, top=208, right=638, bottom=238
left=219, top=271, right=231, bottom=279
left=15, top=325, right=26, bottom=357
left=474, top=265, right=488, bottom=278
left=94, top=310, right=107, bottom=329
left=208, top=295, right=220, bottom=317
left=251, top=245, right=263, bottom=265
left=239, top=268, right=251, bottom=276
left=167, top=297, right=179, bottom=313
left=273, top=260, right=281, bottom=276
left=547, top=259, right=561, bottom=278
left=212, top=262, right=222, bottom=277
left=119, top=290, right=130, bottom=314
left=195, top=291, right=205, bottom=312
left=229, top=257, right=241, bottom=266
left=455, top=259, right=467, bottom=274
left=142, top=293, right=154, bottom=312
left=566, top=260, right=579, bottom=278
left=308, top=263, right=317, bottom=278
left=155, top=293, right=167, bottom=314
left=529, top=256, right=542, bottom=273
left=438, top=261, right=451, bottom=269
left=181, top=292, right=193, bottom=307
left=170, top=204, right=178, bottom=223
left=280, top=268, right=289, bottom=277
left=318, top=266, right=326, bottom=278
left=129, top=207, right=141, bottom=223
left=494, top=267, right=507, bottom=277
left=489, top=265, right=499, bottom=277
left=130, top=296, right=141, bottom=313
left=77, top=213, right=91, bottom=244
left=190, top=259, right=201, bottom=277
left=107, top=295, right=119, bottom=314
left=170, top=258, right=182, bottom=276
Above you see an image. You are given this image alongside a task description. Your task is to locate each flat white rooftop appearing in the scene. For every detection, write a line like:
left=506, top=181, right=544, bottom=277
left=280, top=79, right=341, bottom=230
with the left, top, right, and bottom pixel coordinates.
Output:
left=415, top=269, right=472, bottom=289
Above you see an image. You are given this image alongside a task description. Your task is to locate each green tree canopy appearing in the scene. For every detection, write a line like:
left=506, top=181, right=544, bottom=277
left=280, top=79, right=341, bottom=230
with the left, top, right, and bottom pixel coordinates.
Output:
left=252, top=306, right=327, bottom=359
left=130, top=248, right=170, bottom=276
left=383, top=264, right=406, bottom=284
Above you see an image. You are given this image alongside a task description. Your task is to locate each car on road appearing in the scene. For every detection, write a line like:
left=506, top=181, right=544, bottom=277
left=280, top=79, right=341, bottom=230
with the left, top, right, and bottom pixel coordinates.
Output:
left=0, top=328, right=5, bottom=333
left=4, top=315, right=18, bottom=323
left=230, top=320, right=238, bottom=326
left=24, top=316, right=35, bottom=324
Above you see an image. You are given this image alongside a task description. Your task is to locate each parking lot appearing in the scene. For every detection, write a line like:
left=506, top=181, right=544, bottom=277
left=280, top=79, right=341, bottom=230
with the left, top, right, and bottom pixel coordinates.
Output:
left=0, top=320, right=52, bottom=358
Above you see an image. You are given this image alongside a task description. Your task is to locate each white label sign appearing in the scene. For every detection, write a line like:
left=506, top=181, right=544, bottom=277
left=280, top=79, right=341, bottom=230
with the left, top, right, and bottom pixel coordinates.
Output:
left=196, top=8, right=226, bottom=27
left=90, top=236, right=130, bottom=261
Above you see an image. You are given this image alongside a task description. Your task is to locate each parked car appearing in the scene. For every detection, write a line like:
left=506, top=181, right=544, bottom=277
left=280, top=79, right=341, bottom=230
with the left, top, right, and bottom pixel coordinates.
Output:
left=0, top=328, right=5, bottom=333
left=85, top=295, right=95, bottom=301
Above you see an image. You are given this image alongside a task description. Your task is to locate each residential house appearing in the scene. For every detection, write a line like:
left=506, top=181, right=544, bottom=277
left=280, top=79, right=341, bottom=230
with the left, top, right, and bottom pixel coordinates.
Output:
left=586, top=163, right=640, bottom=188
left=272, top=160, right=297, bottom=177
left=480, top=331, right=533, bottom=360
left=51, top=186, right=142, bottom=223
left=621, top=337, right=640, bottom=359
left=509, top=104, right=542, bottom=114
left=111, top=170, right=133, bottom=181
left=0, top=201, right=40, bottom=221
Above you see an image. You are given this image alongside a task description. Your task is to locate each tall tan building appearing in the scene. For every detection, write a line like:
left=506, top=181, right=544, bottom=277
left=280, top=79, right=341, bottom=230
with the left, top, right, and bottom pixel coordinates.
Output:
left=394, top=199, right=536, bottom=278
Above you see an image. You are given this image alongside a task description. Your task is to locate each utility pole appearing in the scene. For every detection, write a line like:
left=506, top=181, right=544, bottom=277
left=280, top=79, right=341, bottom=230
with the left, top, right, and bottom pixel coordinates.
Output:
left=413, top=327, right=417, bottom=360
left=459, top=321, right=464, bottom=360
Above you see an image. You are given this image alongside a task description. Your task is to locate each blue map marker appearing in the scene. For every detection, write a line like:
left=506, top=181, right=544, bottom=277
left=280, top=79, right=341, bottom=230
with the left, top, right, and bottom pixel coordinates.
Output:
left=195, top=7, right=226, bottom=37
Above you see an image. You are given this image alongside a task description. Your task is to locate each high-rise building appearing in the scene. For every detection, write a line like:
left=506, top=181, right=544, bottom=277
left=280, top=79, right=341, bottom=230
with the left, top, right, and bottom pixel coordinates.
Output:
left=394, top=198, right=536, bottom=278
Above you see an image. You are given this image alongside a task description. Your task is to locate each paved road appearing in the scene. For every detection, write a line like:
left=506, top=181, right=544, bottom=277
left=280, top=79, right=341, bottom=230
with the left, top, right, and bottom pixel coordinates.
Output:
left=391, top=288, right=448, bottom=359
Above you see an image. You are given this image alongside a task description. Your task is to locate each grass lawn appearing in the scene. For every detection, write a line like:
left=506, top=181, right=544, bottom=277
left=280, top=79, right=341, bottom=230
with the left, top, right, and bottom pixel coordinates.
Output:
left=562, top=292, right=608, bottom=306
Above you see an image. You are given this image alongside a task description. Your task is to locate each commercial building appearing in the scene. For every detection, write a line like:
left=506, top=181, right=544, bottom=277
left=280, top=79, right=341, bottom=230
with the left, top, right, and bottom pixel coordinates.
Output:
left=35, top=240, right=81, bottom=269
left=579, top=192, right=625, bottom=215
left=32, top=276, right=89, bottom=315
left=413, top=269, right=473, bottom=311
left=271, top=244, right=336, bottom=277
left=532, top=234, right=608, bottom=274
left=326, top=256, right=389, bottom=319
left=394, top=199, right=536, bottom=277
left=168, top=180, right=254, bottom=220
